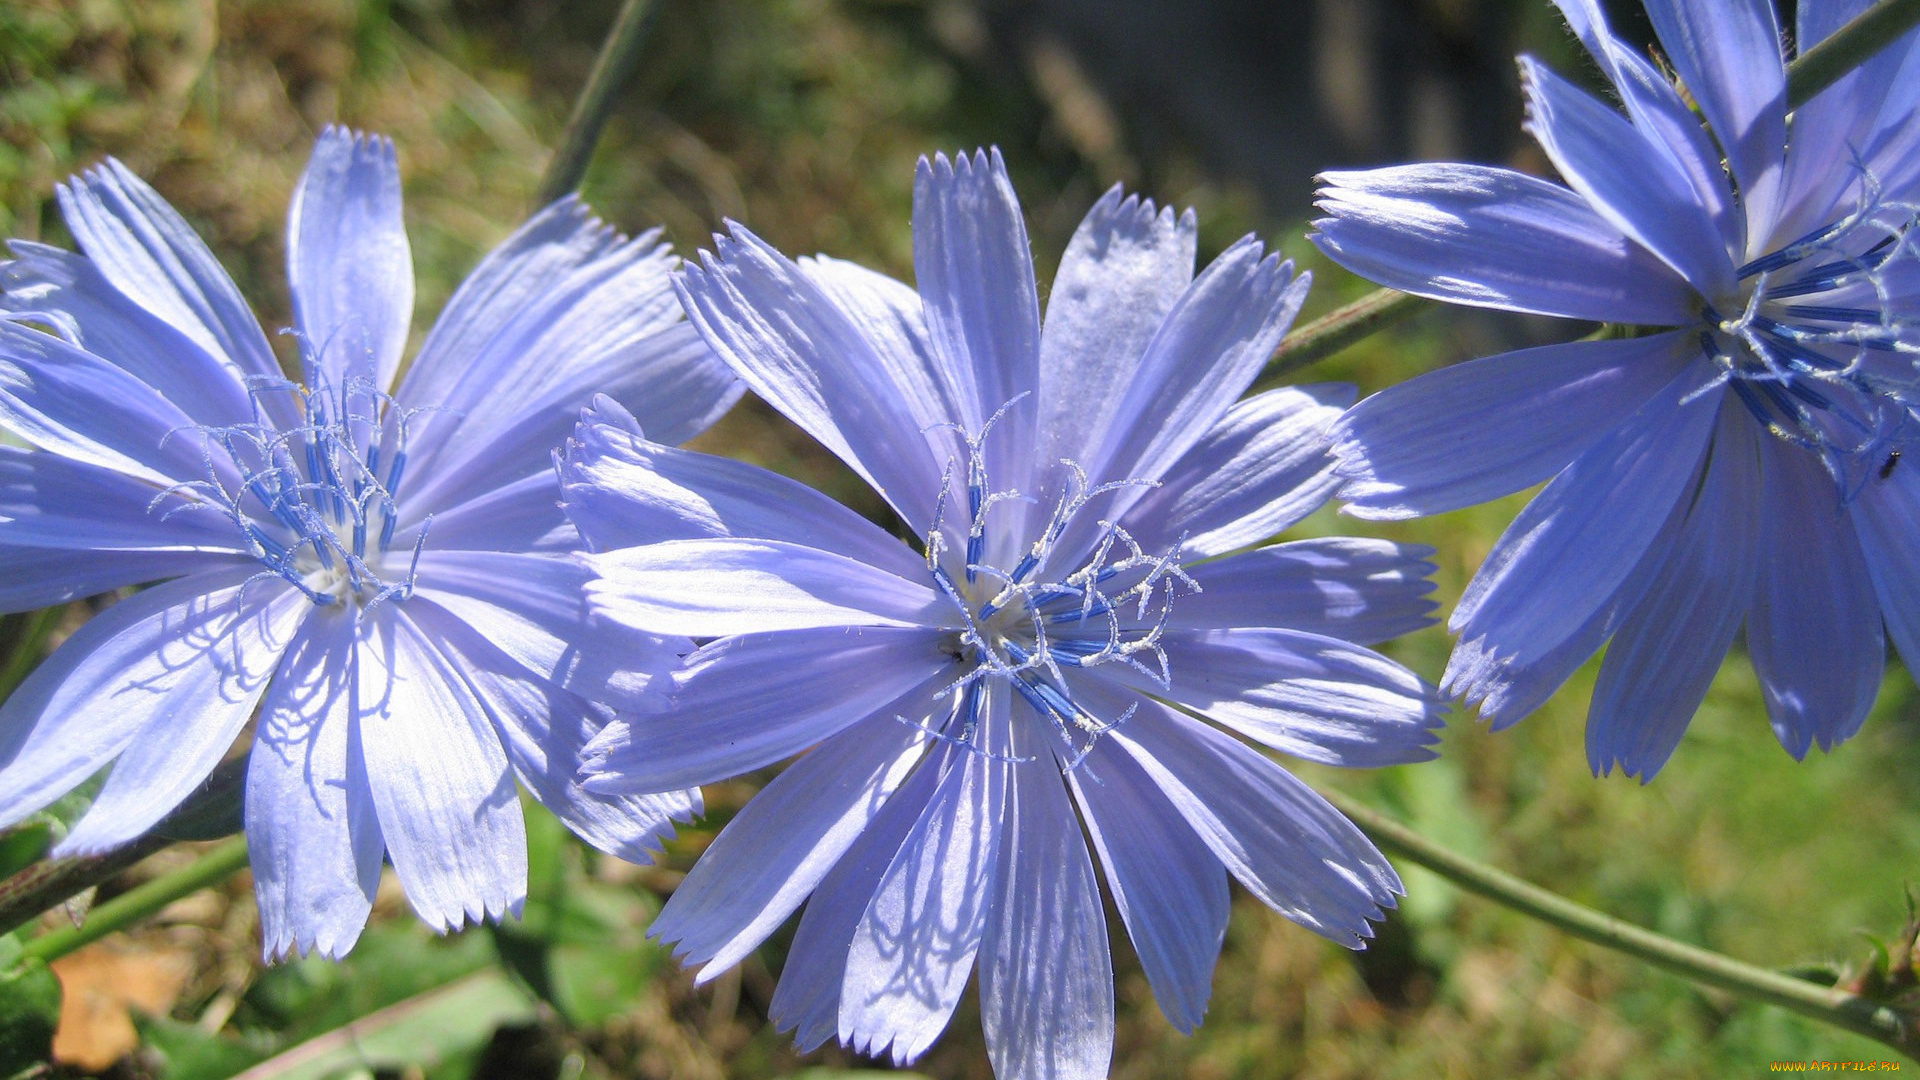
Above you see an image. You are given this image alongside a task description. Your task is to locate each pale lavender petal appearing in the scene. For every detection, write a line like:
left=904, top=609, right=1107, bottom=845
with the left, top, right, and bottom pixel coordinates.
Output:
left=1642, top=0, right=1788, bottom=246
left=770, top=738, right=950, bottom=1053
left=649, top=710, right=933, bottom=980
left=1749, top=437, right=1884, bottom=757
left=558, top=409, right=924, bottom=579
left=583, top=538, right=944, bottom=637
left=1519, top=57, right=1735, bottom=297
left=1549, top=0, right=1737, bottom=245
left=979, top=712, right=1112, bottom=1080
left=1447, top=491, right=1686, bottom=731
left=1448, top=361, right=1723, bottom=669
left=798, top=253, right=972, bottom=475
left=1040, top=238, right=1309, bottom=568
left=354, top=606, right=526, bottom=932
left=1171, top=538, right=1437, bottom=645
left=407, top=601, right=694, bottom=865
left=1862, top=38, right=1920, bottom=195
left=1068, top=737, right=1226, bottom=1034
left=1105, top=693, right=1398, bottom=946
left=248, top=605, right=385, bottom=960
left=1799, top=0, right=1876, bottom=48
left=1118, top=384, right=1353, bottom=559
left=287, top=127, right=412, bottom=391
left=1773, top=0, right=1913, bottom=241
left=675, top=224, right=959, bottom=531
left=2, top=240, right=255, bottom=426
left=58, top=578, right=307, bottom=855
left=1331, top=331, right=1696, bottom=520
left=841, top=686, right=1009, bottom=1065
left=412, top=549, right=673, bottom=712
left=0, top=320, right=225, bottom=488
left=398, top=325, right=736, bottom=522
left=1124, top=628, right=1445, bottom=768
left=400, top=197, right=677, bottom=428
left=0, top=546, right=242, bottom=614
left=54, top=158, right=282, bottom=386
left=0, top=446, right=246, bottom=553
left=1083, top=238, right=1308, bottom=491
left=1587, top=408, right=1761, bottom=779
left=1036, top=186, right=1195, bottom=470
left=1854, top=460, right=1920, bottom=681
left=581, top=626, right=949, bottom=793
left=0, top=567, right=289, bottom=833
left=410, top=471, right=577, bottom=555
left=1312, top=164, right=1695, bottom=324
left=913, top=149, right=1042, bottom=484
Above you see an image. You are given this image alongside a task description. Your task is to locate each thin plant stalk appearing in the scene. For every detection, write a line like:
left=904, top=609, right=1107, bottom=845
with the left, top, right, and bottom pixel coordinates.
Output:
left=1259, top=289, right=1429, bottom=384
left=1265, top=0, right=1920, bottom=379
left=534, top=0, right=659, bottom=207
left=17, top=836, right=249, bottom=966
left=1320, top=787, right=1917, bottom=1057
left=1788, top=0, right=1920, bottom=105
left=0, top=753, right=250, bottom=938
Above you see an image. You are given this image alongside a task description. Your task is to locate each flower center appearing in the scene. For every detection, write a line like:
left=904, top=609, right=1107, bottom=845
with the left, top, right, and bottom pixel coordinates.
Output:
left=156, top=372, right=430, bottom=611
left=1701, top=176, right=1920, bottom=483
left=913, top=404, right=1195, bottom=766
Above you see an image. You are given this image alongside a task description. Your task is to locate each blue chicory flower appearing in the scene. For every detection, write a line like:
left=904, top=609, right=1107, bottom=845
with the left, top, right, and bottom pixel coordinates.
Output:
left=0, top=127, right=742, bottom=958
left=562, top=149, right=1445, bottom=1078
left=1311, top=0, right=1920, bottom=778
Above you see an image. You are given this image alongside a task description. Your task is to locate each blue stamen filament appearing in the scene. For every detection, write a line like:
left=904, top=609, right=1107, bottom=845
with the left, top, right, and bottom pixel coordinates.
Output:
left=1698, top=167, right=1920, bottom=488
left=919, top=406, right=1195, bottom=770
left=153, top=368, right=430, bottom=616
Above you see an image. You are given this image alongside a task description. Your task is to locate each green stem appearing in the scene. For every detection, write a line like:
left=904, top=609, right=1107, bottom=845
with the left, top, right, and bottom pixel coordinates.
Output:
left=1270, top=0, right=1920, bottom=378
left=1787, top=0, right=1920, bottom=108
left=1321, top=788, right=1917, bottom=1057
left=533, top=0, right=659, bottom=207
left=1258, top=289, right=1431, bottom=384
left=16, top=836, right=249, bottom=966
left=0, top=607, right=63, bottom=701
left=0, top=753, right=248, bottom=939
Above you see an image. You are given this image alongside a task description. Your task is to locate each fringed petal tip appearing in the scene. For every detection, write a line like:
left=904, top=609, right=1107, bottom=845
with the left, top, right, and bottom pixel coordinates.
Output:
left=915, top=145, right=1009, bottom=186
left=641, top=919, right=709, bottom=977
left=1440, top=636, right=1532, bottom=732
left=564, top=388, right=648, bottom=455
left=687, top=218, right=778, bottom=275
left=1338, top=901, right=1400, bottom=953
left=261, top=925, right=367, bottom=965
left=1085, top=181, right=1197, bottom=239
left=575, top=718, right=631, bottom=770
left=315, top=123, right=395, bottom=155
left=522, top=192, right=669, bottom=261
left=610, top=791, right=703, bottom=864
left=414, top=890, right=527, bottom=938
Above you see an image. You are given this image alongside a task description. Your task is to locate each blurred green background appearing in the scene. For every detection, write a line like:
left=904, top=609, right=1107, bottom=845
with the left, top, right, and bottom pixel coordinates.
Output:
left=2, top=0, right=1918, bottom=1076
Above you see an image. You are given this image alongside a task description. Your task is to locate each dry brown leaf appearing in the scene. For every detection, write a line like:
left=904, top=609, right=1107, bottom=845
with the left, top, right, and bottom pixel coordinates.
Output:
left=49, top=939, right=196, bottom=1072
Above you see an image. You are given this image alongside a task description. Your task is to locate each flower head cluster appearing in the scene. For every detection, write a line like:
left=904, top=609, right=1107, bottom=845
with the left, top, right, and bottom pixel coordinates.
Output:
left=0, top=127, right=740, bottom=957
left=562, top=149, right=1445, bottom=1077
left=1312, top=0, right=1920, bottom=777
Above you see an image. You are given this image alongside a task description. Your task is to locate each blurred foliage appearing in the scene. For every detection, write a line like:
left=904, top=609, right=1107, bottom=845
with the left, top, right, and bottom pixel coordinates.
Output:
left=3, top=0, right=1920, bottom=1077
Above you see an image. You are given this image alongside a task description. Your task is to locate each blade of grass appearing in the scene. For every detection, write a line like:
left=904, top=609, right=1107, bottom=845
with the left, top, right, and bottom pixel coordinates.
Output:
left=230, top=969, right=537, bottom=1080
left=534, top=0, right=659, bottom=206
